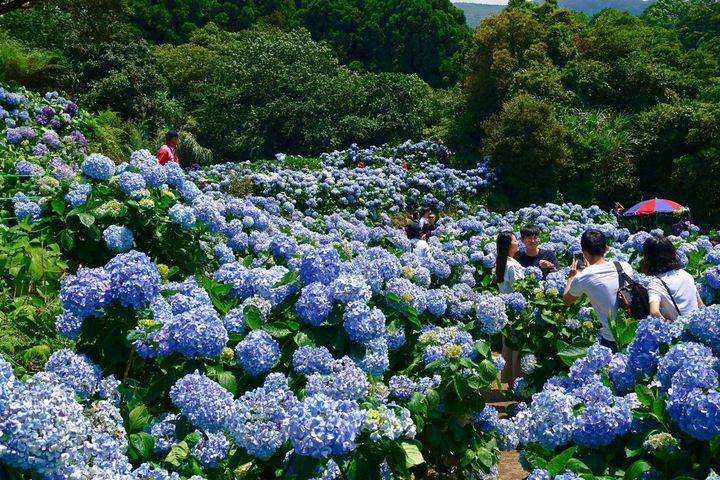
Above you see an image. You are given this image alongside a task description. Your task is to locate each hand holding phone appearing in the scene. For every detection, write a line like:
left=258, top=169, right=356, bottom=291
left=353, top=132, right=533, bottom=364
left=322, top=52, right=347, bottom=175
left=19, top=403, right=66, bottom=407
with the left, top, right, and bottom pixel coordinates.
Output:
left=573, top=252, right=587, bottom=271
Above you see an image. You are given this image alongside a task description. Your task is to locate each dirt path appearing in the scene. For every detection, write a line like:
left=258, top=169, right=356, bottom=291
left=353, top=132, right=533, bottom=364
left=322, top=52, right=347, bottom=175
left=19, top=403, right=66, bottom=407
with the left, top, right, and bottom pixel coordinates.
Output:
left=484, top=384, right=526, bottom=480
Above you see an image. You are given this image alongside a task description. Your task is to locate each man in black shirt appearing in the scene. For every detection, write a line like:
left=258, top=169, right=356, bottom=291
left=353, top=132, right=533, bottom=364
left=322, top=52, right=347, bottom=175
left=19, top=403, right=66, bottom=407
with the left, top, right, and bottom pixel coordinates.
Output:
left=517, top=224, right=559, bottom=279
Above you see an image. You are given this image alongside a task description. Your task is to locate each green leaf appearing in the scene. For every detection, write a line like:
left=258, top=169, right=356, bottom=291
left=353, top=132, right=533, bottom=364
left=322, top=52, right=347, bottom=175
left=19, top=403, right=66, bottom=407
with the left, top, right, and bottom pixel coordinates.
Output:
left=60, top=230, right=74, bottom=251
left=522, top=443, right=549, bottom=470
left=129, top=432, right=154, bottom=459
left=557, top=344, right=589, bottom=367
left=217, top=371, right=238, bottom=395
left=165, top=441, right=190, bottom=467
left=401, top=441, right=425, bottom=468
left=407, top=392, right=427, bottom=416
left=547, top=446, right=578, bottom=476
left=243, top=305, right=263, bottom=330
left=294, top=331, right=315, bottom=347
left=128, top=405, right=150, bottom=433
left=475, top=447, right=495, bottom=469
left=624, top=460, right=652, bottom=480
left=634, top=385, right=654, bottom=408
left=51, top=199, right=65, bottom=215
left=262, top=322, right=293, bottom=338
left=477, top=359, right=499, bottom=385
left=78, top=213, right=95, bottom=228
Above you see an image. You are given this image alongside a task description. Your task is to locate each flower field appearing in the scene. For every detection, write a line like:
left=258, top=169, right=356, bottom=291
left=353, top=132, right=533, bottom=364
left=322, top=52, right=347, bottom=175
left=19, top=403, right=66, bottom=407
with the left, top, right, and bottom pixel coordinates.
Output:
left=1, top=86, right=720, bottom=480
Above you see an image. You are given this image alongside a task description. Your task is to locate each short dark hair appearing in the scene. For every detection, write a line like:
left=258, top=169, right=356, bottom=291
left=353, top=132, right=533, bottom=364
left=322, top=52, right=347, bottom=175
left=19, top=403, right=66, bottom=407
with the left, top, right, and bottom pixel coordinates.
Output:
left=406, top=222, right=422, bottom=240
left=580, top=230, right=607, bottom=257
left=166, top=130, right=179, bottom=141
left=642, top=235, right=682, bottom=275
left=520, top=224, right=540, bottom=238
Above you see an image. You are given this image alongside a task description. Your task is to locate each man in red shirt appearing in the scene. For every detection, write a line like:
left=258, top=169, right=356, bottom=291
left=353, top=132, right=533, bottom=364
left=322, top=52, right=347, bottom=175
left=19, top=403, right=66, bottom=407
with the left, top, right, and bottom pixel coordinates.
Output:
left=156, top=130, right=180, bottom=165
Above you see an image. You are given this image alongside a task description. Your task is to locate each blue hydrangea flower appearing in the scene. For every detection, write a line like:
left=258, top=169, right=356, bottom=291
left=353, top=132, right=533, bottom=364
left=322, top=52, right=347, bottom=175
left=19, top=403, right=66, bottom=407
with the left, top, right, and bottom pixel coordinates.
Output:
left=44, top=349, right=102, bottom=399
left=607, top=353, right=635, bottom=393
left=627, top=317, right=675, bottom=376
left=474, top=405, right=499, bottom=431
left=168, top=203, right=196, bottom=229
left=476, top=293, right=508, bottom=335
left=227, top=374, right=297, bottom=458
left=296, top=282, right=334, bottom=326
left=14, top=200, right=42, bottom=223
left=288, top=394, right=364, bottom=458
left=140, top=160, right=168, bottom=187
left=60, top=266, right=114, bottom=319
left=686, top=305, right=720, bottom=354
left=236, top=330, right=279, bottom=375
left=293, top=346, right=334, bottom=375
left=705, top=266, right=720, bottom=289
left=657, top=342, right=717, bottom=391
left=147, top=413, right=178, bottom=452
left=343, top=301, right=385, bottom=345
left=81, top=153, right=115, bottom=180
left=527, top=387, right=578, bottom=449
left=169, top=371, right=234, bottom=432
left=520, top=354, right=537, bottom=374
left=191, top=431, right=229, bottom=466
left=223, top=306, right=246, bottom=335
left=306, top=357, right=369, bottom=401
left=0, top=372, right=90, bottom=474
left=65, top=183, right=92, bottom=208
left=163, top=304, right=228, bottom=358
left=333, top=274, right=372, bottom=305
left=299, top=247, right=342, bottom=286
left=527, top=469, right=551, bottom=480
left=389, top=375, right=416, bottom=400
left=502, top=292, right=528, bottom=313
left=104, top=250, right=161, bottom=310
left=15, top=160, right=43, bottom=176
left=118, top=172, right=146, bottom=194
left=103, top=225, right=134, bottom=252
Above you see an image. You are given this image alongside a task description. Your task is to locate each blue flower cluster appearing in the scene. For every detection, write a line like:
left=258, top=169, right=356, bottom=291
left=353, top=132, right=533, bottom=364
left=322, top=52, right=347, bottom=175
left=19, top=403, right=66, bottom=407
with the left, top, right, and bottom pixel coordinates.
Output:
left=169, top=371, right=234, bottom=432
left=476, top=293, right=508, bottom=335
left=288, top=394, right=365, bottom=458
left=235, top=330, right=279, bottom=375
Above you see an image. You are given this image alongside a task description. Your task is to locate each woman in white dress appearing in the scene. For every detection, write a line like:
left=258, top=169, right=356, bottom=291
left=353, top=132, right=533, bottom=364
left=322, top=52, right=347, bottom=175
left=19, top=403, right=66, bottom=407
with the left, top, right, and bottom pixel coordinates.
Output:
left=493, top=231, right=525, bottom=294
left=492, top=231, right=525, bottom=383
left=642, top=235, right=703, bottom=321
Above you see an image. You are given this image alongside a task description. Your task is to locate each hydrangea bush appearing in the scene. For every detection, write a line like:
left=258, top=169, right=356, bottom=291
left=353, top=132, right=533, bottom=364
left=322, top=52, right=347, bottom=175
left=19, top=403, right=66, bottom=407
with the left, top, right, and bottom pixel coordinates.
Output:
left=2, top=84, right=720, bottom=479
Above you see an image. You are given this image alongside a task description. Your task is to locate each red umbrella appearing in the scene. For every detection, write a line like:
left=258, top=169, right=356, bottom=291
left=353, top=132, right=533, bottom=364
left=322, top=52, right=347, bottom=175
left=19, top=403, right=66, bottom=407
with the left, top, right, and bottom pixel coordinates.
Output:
left=623, top=198, right=687, bottom=216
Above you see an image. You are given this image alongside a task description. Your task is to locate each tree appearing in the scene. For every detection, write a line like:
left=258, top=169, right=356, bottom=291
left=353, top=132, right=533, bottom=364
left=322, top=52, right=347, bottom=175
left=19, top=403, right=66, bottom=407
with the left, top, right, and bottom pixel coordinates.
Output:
left=482, top=94, right=569, bottom=206
left=196, top=28, right=365, bottom=160
left=559, top=109, right=637, bottom=208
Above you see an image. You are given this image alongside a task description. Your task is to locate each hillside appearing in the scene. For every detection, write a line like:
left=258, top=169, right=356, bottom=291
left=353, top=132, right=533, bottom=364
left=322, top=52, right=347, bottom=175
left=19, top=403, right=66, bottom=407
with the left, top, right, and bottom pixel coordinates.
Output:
left=456, top=0, right=656, bottom=27
left=454, top=3, right=504, bottom=26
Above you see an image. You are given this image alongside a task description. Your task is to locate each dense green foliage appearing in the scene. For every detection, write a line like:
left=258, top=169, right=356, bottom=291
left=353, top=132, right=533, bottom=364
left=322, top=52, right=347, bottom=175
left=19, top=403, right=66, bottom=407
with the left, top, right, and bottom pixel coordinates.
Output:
left=458, top=0, right=720, bottom=224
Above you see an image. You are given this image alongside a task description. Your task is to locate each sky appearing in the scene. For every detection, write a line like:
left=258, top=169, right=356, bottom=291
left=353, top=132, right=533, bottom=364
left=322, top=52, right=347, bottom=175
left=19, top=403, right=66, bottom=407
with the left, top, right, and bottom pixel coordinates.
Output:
left=451, top=0, right=509, bottom=4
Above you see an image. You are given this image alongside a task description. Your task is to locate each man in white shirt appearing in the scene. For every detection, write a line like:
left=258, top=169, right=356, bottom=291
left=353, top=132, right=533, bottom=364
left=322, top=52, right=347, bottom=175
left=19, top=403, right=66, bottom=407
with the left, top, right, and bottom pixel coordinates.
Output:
left=405, top=222, right=432, bottom=259
left=563, top=230, right=635, bottom=351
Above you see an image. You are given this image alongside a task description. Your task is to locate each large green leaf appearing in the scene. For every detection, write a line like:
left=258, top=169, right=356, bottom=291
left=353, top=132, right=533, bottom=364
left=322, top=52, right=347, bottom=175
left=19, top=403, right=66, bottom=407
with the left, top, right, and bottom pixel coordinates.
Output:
left=401, top=441, right=425, bottom=468
left=624, top=460, right=652, bottom=480
left=128, top=405, right=150, bottom=433
left=243, top=305, right=263, bottom=330
left=129, top=432, right=154, bottom=460
left=78, top=213, right=95, bottom=228
left=547, top=446, right=578, bottom=476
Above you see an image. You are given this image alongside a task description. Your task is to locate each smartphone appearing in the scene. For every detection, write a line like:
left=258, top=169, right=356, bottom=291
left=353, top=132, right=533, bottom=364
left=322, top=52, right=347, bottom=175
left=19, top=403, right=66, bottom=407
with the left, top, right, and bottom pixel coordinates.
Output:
left=573, top=252, right=587, bottom=270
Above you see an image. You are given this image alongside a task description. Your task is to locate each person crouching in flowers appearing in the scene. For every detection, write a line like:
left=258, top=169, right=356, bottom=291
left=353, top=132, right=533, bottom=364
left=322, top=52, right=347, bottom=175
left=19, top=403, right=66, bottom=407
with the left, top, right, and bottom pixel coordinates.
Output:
left=492, top=230, right=524, bottom=383
left=642, top=234, right=703, bottom=321
left=157, top=130, right=180, bottom=165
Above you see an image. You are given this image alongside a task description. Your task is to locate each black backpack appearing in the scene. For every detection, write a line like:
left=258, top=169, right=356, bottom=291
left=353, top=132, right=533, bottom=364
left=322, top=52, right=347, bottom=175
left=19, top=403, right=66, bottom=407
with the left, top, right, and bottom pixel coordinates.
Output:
left=614, top=262, right=650, bottom=319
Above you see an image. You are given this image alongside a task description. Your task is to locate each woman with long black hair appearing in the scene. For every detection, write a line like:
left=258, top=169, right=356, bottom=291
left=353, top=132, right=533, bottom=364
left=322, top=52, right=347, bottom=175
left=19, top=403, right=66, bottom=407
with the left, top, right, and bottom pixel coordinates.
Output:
left=642, top=235, right=703, bottom=321
left=492, top=230, right=525, bottom=383
left=493, top=230, right=525, bottom=294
